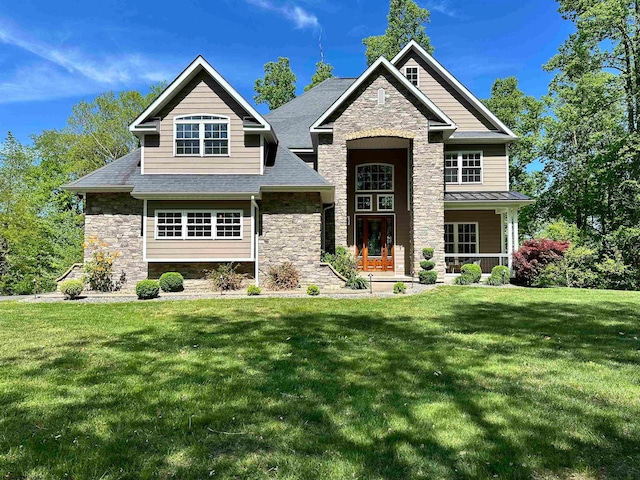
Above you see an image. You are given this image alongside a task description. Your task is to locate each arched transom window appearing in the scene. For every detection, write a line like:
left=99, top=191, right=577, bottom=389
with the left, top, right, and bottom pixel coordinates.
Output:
left=355, top=163, right=394, bottom=192
left=174, top=114, right=229, bottom=157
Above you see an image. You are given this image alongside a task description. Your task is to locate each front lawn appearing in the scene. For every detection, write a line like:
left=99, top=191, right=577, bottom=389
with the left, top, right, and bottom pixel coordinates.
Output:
left=1, top=287, right=639, bottom=479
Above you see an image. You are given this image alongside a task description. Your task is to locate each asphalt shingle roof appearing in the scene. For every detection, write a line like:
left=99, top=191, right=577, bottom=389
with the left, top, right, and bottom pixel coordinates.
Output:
left=64, top=149, right=141, bottom=190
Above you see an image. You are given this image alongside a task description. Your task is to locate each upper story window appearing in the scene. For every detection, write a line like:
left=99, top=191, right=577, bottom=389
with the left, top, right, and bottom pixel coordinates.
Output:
left=405, top=66, right=419, bottom=87
left=445, top=151, right=483, bottom=184
left=356, top=164, right=394, bottom=192
left=174, top=115, right=229, bottom=157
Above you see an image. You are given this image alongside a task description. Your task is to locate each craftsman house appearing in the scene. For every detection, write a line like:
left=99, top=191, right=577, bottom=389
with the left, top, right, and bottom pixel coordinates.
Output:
left=64, top=40, right=531, bottom=287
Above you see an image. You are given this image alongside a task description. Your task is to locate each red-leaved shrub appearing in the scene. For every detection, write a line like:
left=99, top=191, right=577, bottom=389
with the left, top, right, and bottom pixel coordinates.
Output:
left=513, top=239, right=570, bottom=286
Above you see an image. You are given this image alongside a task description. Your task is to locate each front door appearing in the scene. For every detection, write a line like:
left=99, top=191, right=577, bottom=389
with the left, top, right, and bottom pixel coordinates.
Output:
left=356, top=216, right=394, bottom=272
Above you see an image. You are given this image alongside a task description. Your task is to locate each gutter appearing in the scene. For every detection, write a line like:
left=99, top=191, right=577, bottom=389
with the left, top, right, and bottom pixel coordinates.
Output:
left=251, top=195, right=260, bottom=286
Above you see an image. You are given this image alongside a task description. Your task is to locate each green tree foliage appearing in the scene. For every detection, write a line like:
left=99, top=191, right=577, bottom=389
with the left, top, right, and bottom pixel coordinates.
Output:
left=304, top=61, right=334, bottom=91
left=254, top=57, right=297, bottom=110
left=363, top=0, right=433, bottom=66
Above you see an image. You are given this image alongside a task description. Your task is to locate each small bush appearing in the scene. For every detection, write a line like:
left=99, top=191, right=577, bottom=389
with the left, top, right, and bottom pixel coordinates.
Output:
left=306, top=284, right=320, bottom=296
left=247, top=285, right=261, bottom=296
left=159, top=272, right=184, bottom=292
left=513, top=238, right=570, bottom=286
left=420, top=260, right=435, bottom=271
left=60, top=279, right=84, bottom=299
left=266, top=262, right=300, bottom=291
left=393, top=282, right=407, bottom=294
left=346, top=276, right=368, bottom=290
left=83, top=236, right=126, bottom=292
left=206, top=263, right=245, bottom=291
left=454, top=275, right=474, bottom=285
left=486, top=265, right=510, bottom=286
left=460, top=263, right=482, bottom=284
left=136, top=280, right=159, bottom=300
left=418, top=270, right=438, bottom=285
left=422, top=248, right=434, bottom=260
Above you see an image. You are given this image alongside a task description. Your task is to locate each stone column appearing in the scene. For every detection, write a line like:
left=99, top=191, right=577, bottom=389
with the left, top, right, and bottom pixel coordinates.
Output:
left=317, top=134, right=348, bottom=248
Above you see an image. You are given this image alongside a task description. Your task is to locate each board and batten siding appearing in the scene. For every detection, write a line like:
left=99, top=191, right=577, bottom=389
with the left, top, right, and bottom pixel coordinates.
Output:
left=145, top=200, right=252, bottom=261
left=444, top=143, right=508, bottom=192
left=396, top=53, right=496, bottom=132
left=444, top=210, right=502, bottom=254
left=142, top=71, right=261, bottom=174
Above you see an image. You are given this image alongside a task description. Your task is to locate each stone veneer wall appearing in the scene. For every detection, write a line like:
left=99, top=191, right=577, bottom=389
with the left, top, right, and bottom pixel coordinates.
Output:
left=84, top=193, right=147, bottom=285
left=317, top=69, right=445, bottom=279
left=259, top=192, right=344, bottom=288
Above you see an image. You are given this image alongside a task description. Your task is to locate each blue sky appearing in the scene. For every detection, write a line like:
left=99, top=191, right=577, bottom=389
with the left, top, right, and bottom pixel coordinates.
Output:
left=0, top=0, right=573, bottom=144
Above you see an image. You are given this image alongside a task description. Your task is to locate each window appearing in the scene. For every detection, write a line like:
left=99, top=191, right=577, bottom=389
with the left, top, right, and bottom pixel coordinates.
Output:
left=377, top=88, right=386, bottom=105
left=155, top=210, right=242, bottom=240
left=444, top=223, right=478, bottom=254
left=156, top=212, right=183, bottom=238
left=356, top=164, right=394, bottom=192
left=405, top=66, right=419, bottom=87
left=355, top=194, right=372, bottom=212
left=186, top=212, right=212, bottom=238
left=215, top=211, right=242, bottom=238
left=175, top=115, right=229, bottom=157
left=378, top=194, right=394, bottom=211
left=444, top=151, right=483, bottom=184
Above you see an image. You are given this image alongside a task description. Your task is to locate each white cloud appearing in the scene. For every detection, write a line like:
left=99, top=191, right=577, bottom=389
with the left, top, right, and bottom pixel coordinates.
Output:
left=0, top=19, right=172, bottom=103
left=426, top=1, right=464, bottom=19
left=244, top=0, right=319, bottom=29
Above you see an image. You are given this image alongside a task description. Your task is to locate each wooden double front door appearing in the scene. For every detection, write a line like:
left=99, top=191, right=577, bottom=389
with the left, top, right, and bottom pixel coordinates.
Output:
left=355, top=215, right=394, bottom=272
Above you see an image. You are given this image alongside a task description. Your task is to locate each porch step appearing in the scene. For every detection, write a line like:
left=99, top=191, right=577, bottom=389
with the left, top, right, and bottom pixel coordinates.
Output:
left=364, top=275, right=416, bottom=283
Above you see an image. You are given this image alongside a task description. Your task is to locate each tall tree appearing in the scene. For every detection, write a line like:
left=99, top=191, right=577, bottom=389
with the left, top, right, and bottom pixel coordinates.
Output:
left=305, top=61, right=334, bottom=91
left=363, top=0, right=433, bottom=66
left=483, top=77, right=545, bottom=194
left=254, top=57, right=297, bottom=110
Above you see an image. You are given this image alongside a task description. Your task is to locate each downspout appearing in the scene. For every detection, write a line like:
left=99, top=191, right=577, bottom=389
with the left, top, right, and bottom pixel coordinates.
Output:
left=251, top=195, right=260, bottom=286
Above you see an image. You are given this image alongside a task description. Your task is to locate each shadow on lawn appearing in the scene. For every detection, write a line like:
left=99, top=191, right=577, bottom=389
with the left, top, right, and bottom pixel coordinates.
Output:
left=1, top=294, right=639, bottom=479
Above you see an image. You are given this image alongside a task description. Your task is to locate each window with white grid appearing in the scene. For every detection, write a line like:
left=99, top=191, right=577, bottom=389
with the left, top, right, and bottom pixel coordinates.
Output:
left=186, top=212, right=213, bottom=238
left=156, top=212, right=183, bottom=238
left=444, top=152, right=482, bottom=184
left=356, top=164, right=393, bottom=192
left=215, top=211, right=242, bottom=238
left=175, top=115, right=229, bottom=157
left=444, top=223, right=478, bottom=254
left=405, top=66, right=419, bottom=87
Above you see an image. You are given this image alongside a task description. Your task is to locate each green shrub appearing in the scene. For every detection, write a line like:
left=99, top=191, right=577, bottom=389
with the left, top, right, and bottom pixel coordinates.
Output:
left=418, top=270, right=438, bottom=285
left=460, top=264, right=482, bottom=283
left=136, top=280, right=159, bottom=300
left=206, top=263, right=245, bottom=291
left=454, top=275, right=473, bottom=285
left=346, top=276, right=368, bottom=290
left=83, top=236, right=126, bottom=292
left=266, top=262, right=300, bottom=291
left=420, top=260, right=435, bottom=271
left=422, top=248, right=434, bottom=260
left=247, top=285, right=261, bottom=296
left=159, top=272, right=184, bottom=292
left=393, top=282, right=407, bottom=294
left=306, top=284, right=320, bottom=296
left=486, top=265, right=510, bottom=286
left=60, top=279, right=84, bottom=299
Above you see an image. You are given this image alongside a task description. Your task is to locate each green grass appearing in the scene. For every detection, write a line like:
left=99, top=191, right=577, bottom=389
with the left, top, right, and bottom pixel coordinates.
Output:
left=1, top=287, right=639, bottom=479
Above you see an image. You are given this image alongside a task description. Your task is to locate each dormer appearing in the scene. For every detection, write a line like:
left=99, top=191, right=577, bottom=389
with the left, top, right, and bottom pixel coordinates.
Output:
left=129, top=56, right=275, bottom=175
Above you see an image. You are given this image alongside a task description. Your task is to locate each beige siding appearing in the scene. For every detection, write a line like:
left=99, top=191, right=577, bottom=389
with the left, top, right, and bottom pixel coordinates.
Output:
left=145, top=200, right=252, bottom=261
left=444, top=143, right=508, bottom=192
left=397, top=54, right=496, bottom=132
left=143, top=71, right=261, bottom=174
left=444, top=210, right=502, bottom=253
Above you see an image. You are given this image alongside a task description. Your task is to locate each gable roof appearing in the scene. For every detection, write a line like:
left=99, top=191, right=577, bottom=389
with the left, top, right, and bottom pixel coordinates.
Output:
left=265, top=78, right=355, bottom=149
left=310, top=56, right=456, bottom=133
left=391, top=41, right=517, bottom=138
left=64, top=149, right=141, bottom=192
left=129, top=55, right=274, bottom=140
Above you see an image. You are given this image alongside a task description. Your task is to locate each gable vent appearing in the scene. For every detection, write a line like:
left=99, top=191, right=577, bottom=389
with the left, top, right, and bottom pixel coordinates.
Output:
left=377, top=88, right=386, bottom=105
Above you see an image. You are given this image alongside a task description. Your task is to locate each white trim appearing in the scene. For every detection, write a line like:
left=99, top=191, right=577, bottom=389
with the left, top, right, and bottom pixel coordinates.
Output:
left=505, top=143, right=510, bottom=190
left=173, top=114, right=230, bottom=158
left=377, top=194, right=395, bottom=212
left=155, top=210, right=187, bottom=240
left=141, top=135, right=145, bottom=175
left=444, top=222, right=480, bottom=256
left=143, top=199, right=148, bottom=261
left=130, top=56, right=272, bottom=135
left=290, top=148, right=315, bottom=154
left=513, top=208, right=519, bottom=251
left=260, top=135, right=264, bottom=175
left=214, top=210, right=244, bottom=240
left=507, top=210, right=514, bottom=272
left=444, top=150, right=483, bottom=185
left=310, top=56, right=455, bottom=133
left=500, top=212, right=505, bottom=254
left=250, top=201, right=255, bottom=260
left=153, top=208, right=243, bottom=240
left=391, top=41, right=517, bottom=138
left=404, top=65, right=420, bottom=88
left=355, top=194, right=373, bottom=212
left=251, top=196, right=260, bottom=285
left=146, top=257, right=255, bottom=263
left=407, top=147, right=411, bottom=212
left=355, top=163, right=395, bottom=193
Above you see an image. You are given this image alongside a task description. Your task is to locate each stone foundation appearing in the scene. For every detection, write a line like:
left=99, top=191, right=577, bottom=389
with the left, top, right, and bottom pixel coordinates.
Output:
left=84, top=193, right=147, bottom=285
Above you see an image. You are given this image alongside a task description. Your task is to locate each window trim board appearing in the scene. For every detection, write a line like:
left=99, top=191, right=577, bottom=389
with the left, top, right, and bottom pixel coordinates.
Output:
left=445, top=150, right=484, bottom=185
left=154, top=208, right=243, bottom=241
left=173, top=113, right=231, bottom=158
left=444, top=222, right=480, bottom=255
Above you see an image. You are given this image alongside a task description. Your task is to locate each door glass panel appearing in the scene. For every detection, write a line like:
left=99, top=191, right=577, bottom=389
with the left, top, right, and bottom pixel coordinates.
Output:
left=386, top=217, right=394, bottom=257
left=356, top=217, right=364, bottom=257
left=368, top=219, right=382, bottom=256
